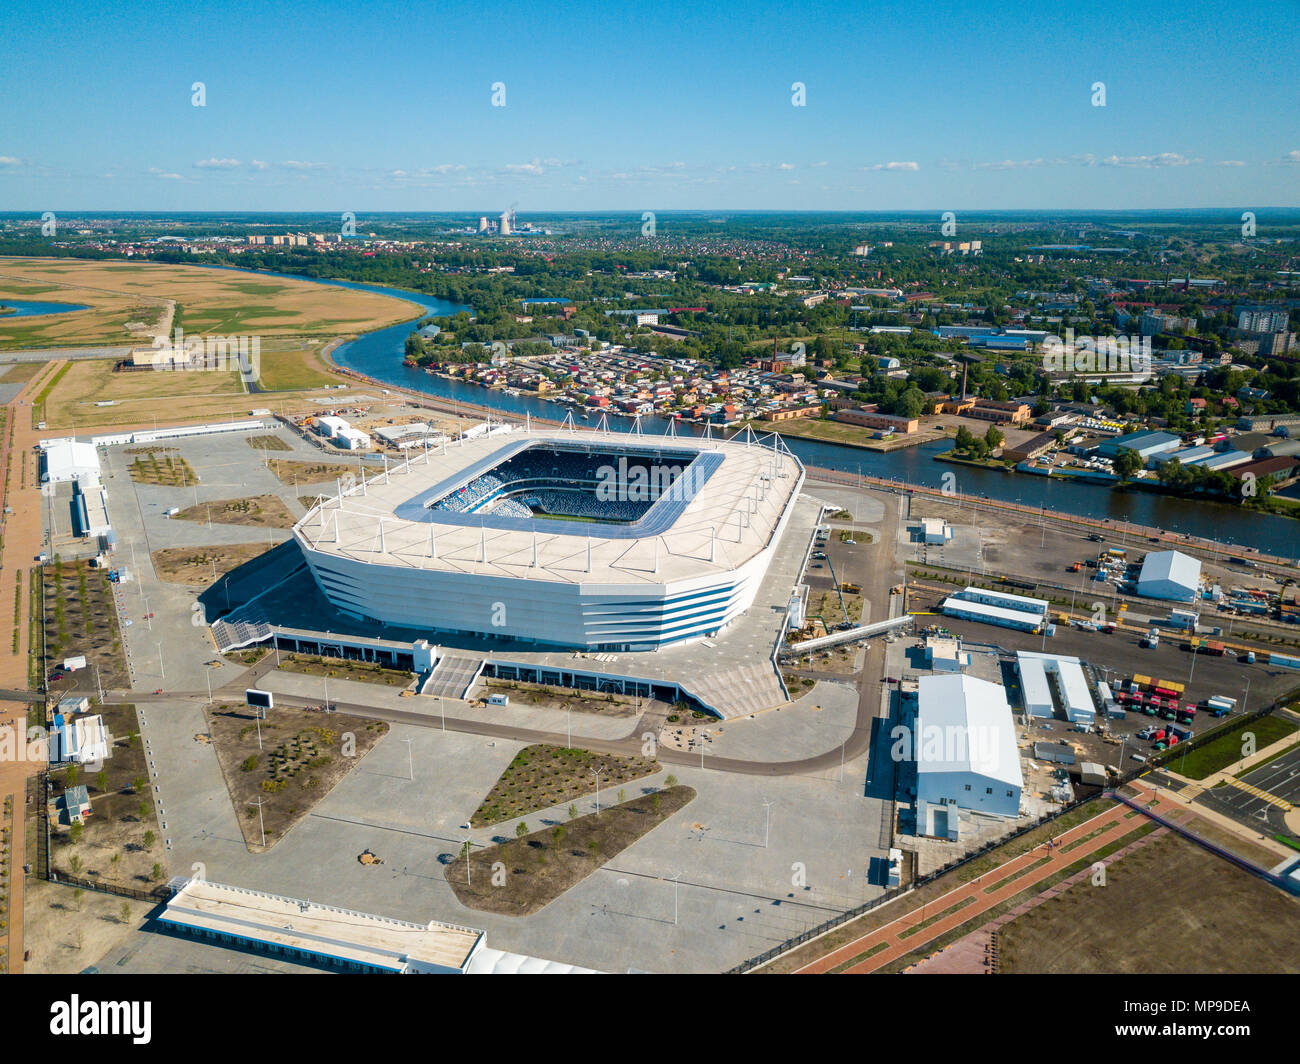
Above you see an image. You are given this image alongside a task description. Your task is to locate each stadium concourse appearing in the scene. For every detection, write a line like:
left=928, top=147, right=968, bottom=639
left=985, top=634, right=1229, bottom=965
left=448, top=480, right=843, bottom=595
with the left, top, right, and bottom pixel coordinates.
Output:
left=293, top=425, right=804, bottom=652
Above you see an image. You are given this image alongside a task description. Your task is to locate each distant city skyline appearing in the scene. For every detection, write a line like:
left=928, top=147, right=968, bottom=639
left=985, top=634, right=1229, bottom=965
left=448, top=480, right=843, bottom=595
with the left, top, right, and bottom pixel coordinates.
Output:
left=3, top=0, right=1298, bottom=212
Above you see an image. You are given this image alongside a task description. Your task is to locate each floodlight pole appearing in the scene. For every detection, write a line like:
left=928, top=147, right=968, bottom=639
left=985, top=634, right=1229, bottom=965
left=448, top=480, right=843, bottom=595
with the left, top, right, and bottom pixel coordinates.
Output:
left=591, top=767, right=604, bottom=815
left=401, top=737, right=414, bottom=781
left=668, top=871, right=683, bottom=925
left=157, top=642, right=165, bottom=680
left=761, top=798, right=775, bottom=848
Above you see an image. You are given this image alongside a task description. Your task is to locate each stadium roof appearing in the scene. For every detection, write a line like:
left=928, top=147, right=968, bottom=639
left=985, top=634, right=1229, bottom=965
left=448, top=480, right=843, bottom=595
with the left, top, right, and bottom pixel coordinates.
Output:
left=295, top=426, right=803, bottom=587
left=916, top=674, right=1024, bottom=790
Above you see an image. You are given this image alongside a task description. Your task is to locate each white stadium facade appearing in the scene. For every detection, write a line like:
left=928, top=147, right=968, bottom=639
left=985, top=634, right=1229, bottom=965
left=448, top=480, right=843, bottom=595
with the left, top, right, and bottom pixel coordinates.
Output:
left=293, top=426, right=804, bottom=651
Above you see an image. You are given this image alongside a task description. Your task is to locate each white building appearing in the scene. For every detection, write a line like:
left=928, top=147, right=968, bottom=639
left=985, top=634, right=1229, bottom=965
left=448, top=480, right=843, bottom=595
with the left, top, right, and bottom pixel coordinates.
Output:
left=40, top=440, right=101, bottom=485
left=915, top=674, right=1023, bottom=818
left=925, top=635, right=967, bottom=672
left=1016, top=651, right=1096, bottom=725
left=941, top=585, right=1048, bottom=633
left=335, top=427, right=371, bottom=451
left=1017, top=654, right=1054, bottom=718
left=919, top=517, right=952, bottom=545
left=1136, top=550, right=1201, bottom=603
left=314, top=415, right=349, bottom=438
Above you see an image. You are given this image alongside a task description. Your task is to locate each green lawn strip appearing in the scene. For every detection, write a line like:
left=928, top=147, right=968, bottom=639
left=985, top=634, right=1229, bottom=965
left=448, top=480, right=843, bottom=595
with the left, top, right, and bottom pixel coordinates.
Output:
left=897, top=895, right=978, bottom=940
left=1235, top=740, right=1300, bottom=779
left=1176, top=716, right=1298, bottom=780
left=752, top=797, right=1111, bottom=975
left=984, top=855, right=1053, bottom=893
left=875, top=823, right=1158, bottom=974
left=826, top=940, right=889, bottom=974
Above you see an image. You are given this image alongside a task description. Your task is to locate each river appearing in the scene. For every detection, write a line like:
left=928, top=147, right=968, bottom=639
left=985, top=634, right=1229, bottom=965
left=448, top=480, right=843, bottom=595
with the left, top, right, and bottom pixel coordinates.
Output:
left=0, top=299, right=90, bottom=317
left=222, top=268, right=1300, bottom=558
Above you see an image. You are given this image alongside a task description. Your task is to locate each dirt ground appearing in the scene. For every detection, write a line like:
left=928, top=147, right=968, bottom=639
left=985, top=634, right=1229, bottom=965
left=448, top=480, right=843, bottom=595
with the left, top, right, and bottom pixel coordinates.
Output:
left=126, top=448, right=198, bottom=487
left=151, top=543, right=275, bottom=585
left=246, top=434, right=292, bottom=452
left=204, top=702, right=389, bottom=852
left=0, top=257, right=417, bottom=350
left=276, top=653, right=413, bottom=688
left=999, top=831, right=1300, bottom=973
left=171, top=494, right=297, bottom=529
left=42, top=560, right=131, bottom=693
left=267, top=457, right=365, bottom=486
left=479, top=679, right=643, bottom=718
left=448, top=786, right=695, bottom=916
left=22, top=877, right=155, bottom=974
left=48, top=702, right=166, bottom=891
left=471, top=744, right=660, bottom=827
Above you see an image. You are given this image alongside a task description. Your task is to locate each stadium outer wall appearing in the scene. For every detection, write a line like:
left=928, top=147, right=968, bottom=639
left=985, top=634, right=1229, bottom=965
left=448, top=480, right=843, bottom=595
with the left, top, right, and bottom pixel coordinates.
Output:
left=294, top=445, right=804, bottom=651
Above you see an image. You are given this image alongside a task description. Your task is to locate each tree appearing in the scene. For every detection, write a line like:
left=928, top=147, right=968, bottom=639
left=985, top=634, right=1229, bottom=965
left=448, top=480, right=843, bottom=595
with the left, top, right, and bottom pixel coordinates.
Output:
left=95, top=770, right=108, bottom=793
left=142, top=830, right=155, bottom=849
left=119, top=902, right=131, bottom=925
left=1112, top=447, right=1142, bottom=481
left=664, top=774, right=678, bottom=788
left=132, top=776, right=146, bottom=794
left=68, top=854, right=83, bottom=875
left=983, top=425, right=1004, bottom=450
left=151, top=863, right=162, bottom=881
left=515, top=822, right=529, bottom=838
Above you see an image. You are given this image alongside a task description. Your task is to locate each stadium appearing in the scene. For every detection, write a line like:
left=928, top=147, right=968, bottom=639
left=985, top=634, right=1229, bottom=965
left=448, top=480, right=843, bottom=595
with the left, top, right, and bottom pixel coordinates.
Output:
left=293, top=426, right=805, bottom=651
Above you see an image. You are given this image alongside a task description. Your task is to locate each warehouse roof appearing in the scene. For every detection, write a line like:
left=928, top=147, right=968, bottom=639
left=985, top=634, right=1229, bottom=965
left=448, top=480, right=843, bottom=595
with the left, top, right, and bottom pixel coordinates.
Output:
left=916, top=674, right=1024, bottom=790
left=942, top=596, right=1044, bottom=629
left=1138, top=550, right=1201, bottom=592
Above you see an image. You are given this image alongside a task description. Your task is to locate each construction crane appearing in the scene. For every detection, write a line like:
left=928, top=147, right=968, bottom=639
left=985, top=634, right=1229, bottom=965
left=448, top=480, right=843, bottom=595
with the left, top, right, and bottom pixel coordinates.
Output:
left=825, top=555, right=850, bottom=625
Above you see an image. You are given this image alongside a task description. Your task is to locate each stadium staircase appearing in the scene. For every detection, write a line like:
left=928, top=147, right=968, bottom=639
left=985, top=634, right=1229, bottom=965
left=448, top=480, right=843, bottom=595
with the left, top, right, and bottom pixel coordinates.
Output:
left=687, top=662, right=787, bottom=720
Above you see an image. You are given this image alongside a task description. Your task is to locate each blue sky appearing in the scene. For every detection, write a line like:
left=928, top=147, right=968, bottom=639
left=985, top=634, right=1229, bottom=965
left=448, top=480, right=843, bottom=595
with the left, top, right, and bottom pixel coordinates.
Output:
left=2, top=0, right=1298, bottom=212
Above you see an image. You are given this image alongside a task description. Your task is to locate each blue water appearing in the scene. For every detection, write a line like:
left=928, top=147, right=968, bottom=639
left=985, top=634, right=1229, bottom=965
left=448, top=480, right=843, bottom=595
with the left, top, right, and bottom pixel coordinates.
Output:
left=0, top=299, right=90, bottom=317
left=198, top=266, right=1300, bottom=557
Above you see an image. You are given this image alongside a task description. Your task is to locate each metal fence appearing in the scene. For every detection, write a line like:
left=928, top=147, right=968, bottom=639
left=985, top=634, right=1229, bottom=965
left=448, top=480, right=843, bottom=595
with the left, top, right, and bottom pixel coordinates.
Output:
left=729, top=691, right=1298, bottom=974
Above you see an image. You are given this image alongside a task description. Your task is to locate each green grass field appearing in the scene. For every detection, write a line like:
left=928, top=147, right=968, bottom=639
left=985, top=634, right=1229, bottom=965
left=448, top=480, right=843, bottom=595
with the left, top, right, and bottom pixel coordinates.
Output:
left=1175, top=714, right=1299, bottom=780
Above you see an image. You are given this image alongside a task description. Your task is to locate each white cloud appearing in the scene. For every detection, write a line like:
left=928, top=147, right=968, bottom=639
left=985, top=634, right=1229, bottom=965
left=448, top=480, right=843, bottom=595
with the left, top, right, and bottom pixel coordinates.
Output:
left=280, top=160, right=329, bottom=171
left=0, top=155, right=22, bottom=167
left=1217, top=159, right=1247, bottom=167
left=777, top=162, right=795, bottom=171
left=250, top=159, right=269, bottom=170
left=863, top=161, right=919, bottom=172
left=504, top=160, right=545, bottom=174
left=1100, top=152, right=1200, bottom=168
left=147, top=167, right=183, bottom=180
left=194, top=157, right=241, bottom=169
left=1281, top=150, right=1300, bottom=164
left=810, top=160, right=829, bottom=167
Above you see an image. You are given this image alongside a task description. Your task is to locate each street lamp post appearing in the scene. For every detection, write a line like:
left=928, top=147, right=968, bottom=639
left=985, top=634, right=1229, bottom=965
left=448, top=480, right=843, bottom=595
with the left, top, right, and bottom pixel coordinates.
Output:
left=401, top=737, right=414, bottom=781
left=668, top=871, right=683, bottom=926
left=251, top=797, right=266, bottom=847
left=761, top=798, right=774, bottom=848
left=157, top=642, right=164, bottom=680
left=590, top=767, right=604, bottom=815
